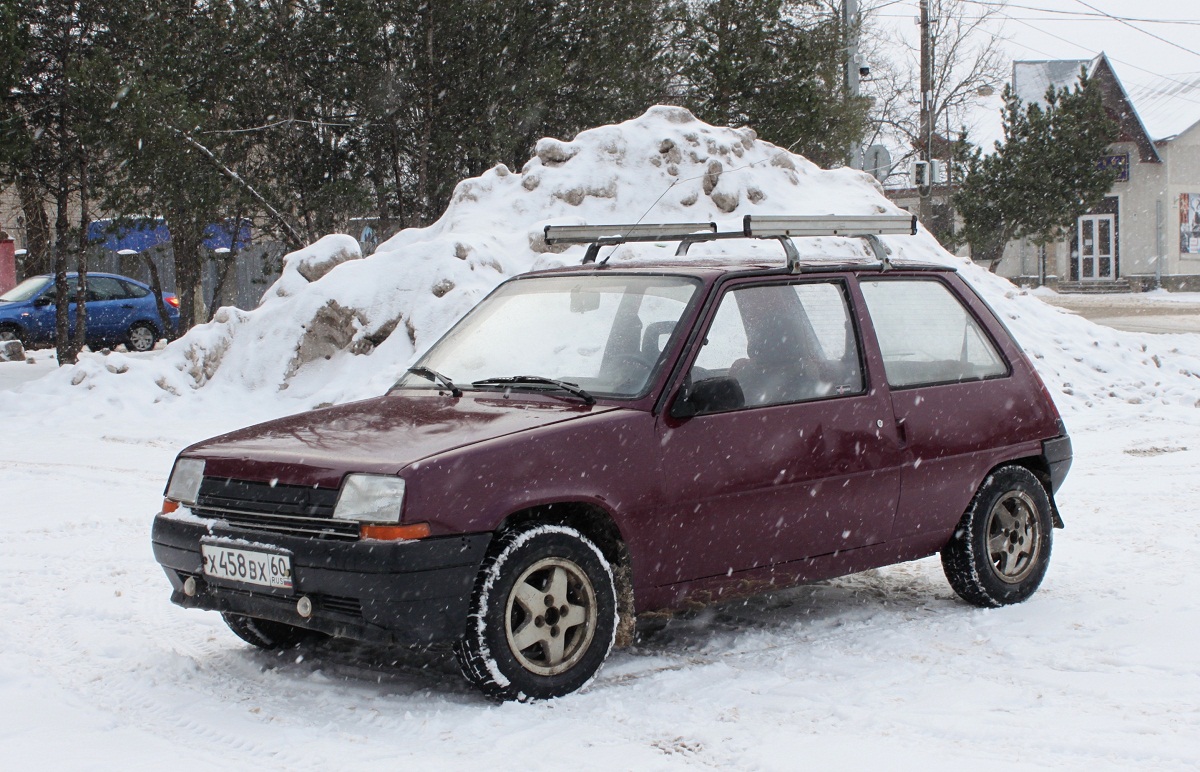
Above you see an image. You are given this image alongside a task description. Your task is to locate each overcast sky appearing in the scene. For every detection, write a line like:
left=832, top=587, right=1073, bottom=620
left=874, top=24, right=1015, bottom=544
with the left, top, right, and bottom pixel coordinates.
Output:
left=874, top=0, right=1200, bottom=147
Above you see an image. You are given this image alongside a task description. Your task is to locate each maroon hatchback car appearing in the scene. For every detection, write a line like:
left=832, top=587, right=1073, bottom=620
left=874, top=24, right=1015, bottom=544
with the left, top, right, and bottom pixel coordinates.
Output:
left=152, top=215, right=1071, bottom=701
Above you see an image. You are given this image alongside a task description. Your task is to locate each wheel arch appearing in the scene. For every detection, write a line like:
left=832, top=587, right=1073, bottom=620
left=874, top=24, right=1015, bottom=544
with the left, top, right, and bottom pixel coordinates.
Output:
left=986, top=454, right=1064, bottom=529
left=496, top=501, right=636, bottom=647
left=130, top=317, right=162, bottom=335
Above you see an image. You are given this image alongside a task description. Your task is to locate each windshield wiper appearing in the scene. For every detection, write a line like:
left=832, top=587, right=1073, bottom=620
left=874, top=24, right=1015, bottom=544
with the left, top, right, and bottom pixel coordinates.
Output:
left=404, top=366, right=463, bottom=397
left=472, top=376, right=595, bottom=405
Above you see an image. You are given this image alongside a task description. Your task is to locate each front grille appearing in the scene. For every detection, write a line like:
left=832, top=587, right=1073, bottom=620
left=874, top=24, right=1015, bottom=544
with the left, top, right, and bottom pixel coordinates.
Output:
left=194, top=477, right=357, bottom=540
left=319, top=595, right=364, bottom=617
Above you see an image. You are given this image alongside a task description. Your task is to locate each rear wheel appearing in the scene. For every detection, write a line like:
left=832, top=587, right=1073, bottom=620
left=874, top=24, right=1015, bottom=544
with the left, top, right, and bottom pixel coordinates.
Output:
left=942, top=465, right=1053, bottom=607
left=455, top=525, right=617, bottom=701
left=126, top=322, right=158, bottom=352
left=220, top=612, right=327, bottom=649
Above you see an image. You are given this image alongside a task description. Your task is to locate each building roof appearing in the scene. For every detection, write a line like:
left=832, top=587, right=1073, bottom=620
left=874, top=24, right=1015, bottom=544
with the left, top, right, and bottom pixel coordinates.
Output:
left=1012, top=58, right=1094, bottom=106
left=1014, top=54, right=1200, bottom=145
left=1124, top=72, right=1200, bottom=142
left=1013, top=54, right=1160, bottom=163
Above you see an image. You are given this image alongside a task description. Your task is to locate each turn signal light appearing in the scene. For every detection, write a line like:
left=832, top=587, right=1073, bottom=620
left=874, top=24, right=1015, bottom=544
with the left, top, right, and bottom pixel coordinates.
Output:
left=360, top=522, right=431, bottom=541
left=161, top=499, right=180, bottom=514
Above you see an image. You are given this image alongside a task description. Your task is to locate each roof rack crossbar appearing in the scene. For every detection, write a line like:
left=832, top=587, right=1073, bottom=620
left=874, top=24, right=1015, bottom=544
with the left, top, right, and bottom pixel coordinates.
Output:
left=546, top=222, right=715, bottom=248
left=672, top=230, right=753, bottom=256
left=548, top=214, right=918, bottom=270
left=743, top=214, right=917, bottom=239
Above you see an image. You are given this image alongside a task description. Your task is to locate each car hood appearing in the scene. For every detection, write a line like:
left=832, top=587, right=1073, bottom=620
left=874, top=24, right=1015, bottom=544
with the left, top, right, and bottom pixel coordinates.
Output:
left=183, top=392, right=622, bottom=488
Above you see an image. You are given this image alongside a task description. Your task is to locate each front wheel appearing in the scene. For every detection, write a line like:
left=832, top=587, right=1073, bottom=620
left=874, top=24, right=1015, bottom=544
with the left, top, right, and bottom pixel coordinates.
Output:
left=455, top=526, right=617, bottom=701
left=941, top=465, right=1053, bottom=607
left=0, top=324, right=25, bottom=348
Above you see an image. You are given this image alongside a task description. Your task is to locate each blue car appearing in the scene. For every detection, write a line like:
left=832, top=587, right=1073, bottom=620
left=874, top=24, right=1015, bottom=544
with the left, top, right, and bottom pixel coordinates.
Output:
left=0, top=272, right=180, bottom=352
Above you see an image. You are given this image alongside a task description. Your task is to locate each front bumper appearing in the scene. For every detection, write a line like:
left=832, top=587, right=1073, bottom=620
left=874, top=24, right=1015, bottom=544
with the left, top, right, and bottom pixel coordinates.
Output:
left=151, top=511, right=491, bottom=645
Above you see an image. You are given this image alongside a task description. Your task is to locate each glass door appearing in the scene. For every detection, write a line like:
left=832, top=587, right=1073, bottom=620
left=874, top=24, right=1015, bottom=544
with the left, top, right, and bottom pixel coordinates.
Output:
left=1077, top=214, right=1116, bottom=280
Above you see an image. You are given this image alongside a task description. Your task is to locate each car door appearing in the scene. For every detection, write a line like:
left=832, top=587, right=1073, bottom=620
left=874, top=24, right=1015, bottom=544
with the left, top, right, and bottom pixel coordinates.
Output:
left=857, top=276, right=1022, bottom=541
left=647, top=278, right=904, bottom=585
left=25, top=278, right=77, bottom=344
left=84, top=276, right=139, bottom=343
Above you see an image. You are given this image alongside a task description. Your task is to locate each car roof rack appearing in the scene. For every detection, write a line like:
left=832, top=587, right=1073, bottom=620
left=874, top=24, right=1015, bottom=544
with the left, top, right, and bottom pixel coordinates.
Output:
left=543, top=214, right=918, bottom=272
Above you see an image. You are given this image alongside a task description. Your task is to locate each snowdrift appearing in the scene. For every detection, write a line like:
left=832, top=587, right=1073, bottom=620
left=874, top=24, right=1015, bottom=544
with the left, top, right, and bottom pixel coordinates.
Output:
left=7, top=105, right=1200, bottom=416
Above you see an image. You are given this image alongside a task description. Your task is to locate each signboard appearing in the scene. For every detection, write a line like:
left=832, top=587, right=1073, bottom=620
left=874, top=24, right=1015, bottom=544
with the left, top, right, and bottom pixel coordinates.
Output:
left=1180, top=194, right=1200, bottom=254
left=1099, top=154, right=1129, bottom=182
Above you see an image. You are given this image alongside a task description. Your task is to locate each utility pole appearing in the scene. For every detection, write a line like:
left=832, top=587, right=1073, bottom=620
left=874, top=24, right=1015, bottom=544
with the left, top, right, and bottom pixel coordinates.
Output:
left=918, top=0, right=932, bottom=225
left=844, top=0, right=862, bottom=169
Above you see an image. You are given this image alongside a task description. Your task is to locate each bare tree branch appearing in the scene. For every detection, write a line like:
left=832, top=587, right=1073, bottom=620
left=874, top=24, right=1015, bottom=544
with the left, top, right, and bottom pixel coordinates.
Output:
left=168, top=125, right=308, bottom=250
left=862, top=0, right=1008, bottom=158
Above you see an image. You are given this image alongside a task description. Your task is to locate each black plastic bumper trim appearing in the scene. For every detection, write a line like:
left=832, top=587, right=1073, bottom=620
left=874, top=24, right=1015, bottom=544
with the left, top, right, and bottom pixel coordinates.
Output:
left=1042, top=434, right=1073, bottom=493
left=152, top=513, right=491, bottom=645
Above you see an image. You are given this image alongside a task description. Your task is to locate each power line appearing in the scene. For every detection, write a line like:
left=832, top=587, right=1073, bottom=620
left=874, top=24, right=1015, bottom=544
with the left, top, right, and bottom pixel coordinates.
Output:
left=876, top=12, right=1200, bottom=27
left=991, top=6, right=1200, bottom=110
left=869, top=1, right=1200, bottom=134
left=1071, top=0, right=1200, bottom=60
left=964, top=0, right=1200, bottom=25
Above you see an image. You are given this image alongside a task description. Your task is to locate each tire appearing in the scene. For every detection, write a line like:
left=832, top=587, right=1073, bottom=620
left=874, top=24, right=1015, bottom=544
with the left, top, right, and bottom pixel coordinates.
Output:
left=126, top=322, right=158, bottom=352
left=941, top=465, right=1053, bottom=607
left=455, top=525, right=618, bottom=702
left=0, top=324, right=25, bottom=347
left=220, top=612, right=327, bottom=649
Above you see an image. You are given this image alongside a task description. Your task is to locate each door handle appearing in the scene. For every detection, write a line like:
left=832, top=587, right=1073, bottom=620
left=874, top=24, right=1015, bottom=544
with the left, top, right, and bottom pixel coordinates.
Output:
left=895, top=418, right=908, bottom=449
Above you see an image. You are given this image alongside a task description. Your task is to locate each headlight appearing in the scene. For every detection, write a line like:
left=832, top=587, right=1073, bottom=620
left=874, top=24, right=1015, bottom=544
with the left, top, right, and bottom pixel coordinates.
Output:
left=334, top=474, right=406, bottom=524
left=165, top=457, right=205, bottom=505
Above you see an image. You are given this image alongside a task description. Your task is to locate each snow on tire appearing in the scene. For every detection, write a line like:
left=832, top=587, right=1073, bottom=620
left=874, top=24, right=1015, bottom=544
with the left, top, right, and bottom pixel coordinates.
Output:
left=455, top=525, right=618, bottom=702
left=941, top=465, right=1054, bottom=608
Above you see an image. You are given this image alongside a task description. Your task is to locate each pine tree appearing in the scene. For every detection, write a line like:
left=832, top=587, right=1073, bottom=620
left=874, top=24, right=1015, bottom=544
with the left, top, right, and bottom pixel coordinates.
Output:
left=98, top=0, right=257, bottom=329
left=953, top=71, right=1118, bottom=269
left=0, top=0, right=114, bottom=364
left=679, top=0, right=868, bottom=168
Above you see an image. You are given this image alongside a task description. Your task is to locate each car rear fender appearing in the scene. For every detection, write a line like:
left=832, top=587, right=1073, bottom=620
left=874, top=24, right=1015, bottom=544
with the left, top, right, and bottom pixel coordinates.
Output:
left=990, top=452, right=1067, bottom=530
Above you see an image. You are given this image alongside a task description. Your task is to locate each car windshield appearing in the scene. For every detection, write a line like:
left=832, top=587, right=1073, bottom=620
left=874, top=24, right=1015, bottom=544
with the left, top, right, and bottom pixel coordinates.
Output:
left=0, top=276, right=51, bottom=302
left=394, top=274, right=701, bottom=399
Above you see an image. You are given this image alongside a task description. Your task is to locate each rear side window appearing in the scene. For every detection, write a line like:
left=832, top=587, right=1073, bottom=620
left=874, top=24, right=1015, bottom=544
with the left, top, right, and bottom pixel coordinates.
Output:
left=859, top=278, right=1007, bottom=388
left=120, top=280, right=150, bottom=298
left=87, top=276, right=128, bottom=301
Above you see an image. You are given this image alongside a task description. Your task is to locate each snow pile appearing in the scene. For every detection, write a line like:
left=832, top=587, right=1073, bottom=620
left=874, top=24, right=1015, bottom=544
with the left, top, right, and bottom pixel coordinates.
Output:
left=6, top=105, right=1200, bottom=415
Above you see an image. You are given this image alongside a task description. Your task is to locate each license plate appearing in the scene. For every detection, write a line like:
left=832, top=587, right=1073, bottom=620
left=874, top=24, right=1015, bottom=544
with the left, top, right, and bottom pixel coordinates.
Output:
left=201, top=542, right=293, bottom=591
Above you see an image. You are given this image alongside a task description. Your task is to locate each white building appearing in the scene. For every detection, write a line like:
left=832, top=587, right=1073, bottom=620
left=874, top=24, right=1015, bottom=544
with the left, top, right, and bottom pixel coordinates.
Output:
left=994, top=54, right=1200, bottom=291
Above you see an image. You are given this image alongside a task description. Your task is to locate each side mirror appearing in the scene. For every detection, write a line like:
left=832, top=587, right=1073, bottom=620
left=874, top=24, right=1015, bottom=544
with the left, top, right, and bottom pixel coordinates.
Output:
left=33, top=296, right=53, bottom=307
left=670, top=375, right=744, bottom=419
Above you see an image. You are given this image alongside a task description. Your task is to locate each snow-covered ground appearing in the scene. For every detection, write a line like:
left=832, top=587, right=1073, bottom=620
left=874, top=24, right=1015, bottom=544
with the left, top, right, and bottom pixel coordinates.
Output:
left=1, top=367, right=1197, bottom=770
left=2, top=108, right=1199, bottom=768
left=1038, top=290, right=1200, bottom=334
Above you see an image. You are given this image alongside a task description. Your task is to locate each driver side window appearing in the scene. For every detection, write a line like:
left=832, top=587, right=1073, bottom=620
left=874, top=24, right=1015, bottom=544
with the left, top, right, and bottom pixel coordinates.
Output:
left=687, top=281, right=864, bottom=412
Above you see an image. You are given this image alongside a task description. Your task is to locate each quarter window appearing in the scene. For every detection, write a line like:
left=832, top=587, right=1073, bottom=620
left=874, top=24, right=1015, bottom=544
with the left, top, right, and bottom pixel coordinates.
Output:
left=86, top=277, right=128, bottom=301
left=859, top=278, right=1007, bottom=388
